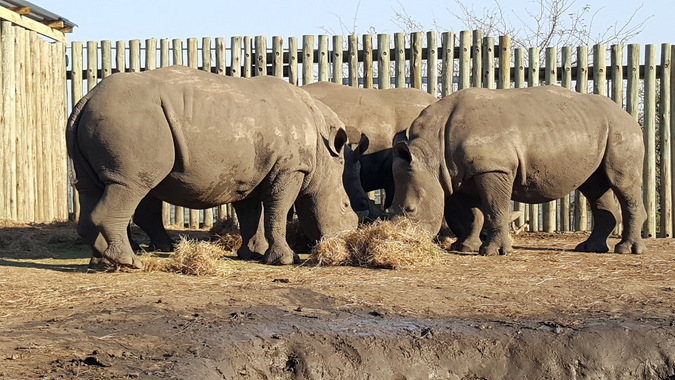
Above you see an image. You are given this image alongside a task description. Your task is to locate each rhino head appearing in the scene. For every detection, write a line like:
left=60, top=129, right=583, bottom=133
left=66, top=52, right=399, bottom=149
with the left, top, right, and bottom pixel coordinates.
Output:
left=387, top=135, right=446, bottom=235
left=295, top=123, right=358, bottom=241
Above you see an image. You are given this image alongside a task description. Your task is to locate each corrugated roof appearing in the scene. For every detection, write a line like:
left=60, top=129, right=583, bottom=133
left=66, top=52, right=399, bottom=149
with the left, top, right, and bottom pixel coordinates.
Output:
left=0, top=0, right=76, bottom=32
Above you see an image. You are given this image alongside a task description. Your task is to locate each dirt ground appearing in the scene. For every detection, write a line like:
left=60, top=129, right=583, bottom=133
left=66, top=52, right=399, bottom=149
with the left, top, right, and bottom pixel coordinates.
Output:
left=0, top=222, right=674, bottom=380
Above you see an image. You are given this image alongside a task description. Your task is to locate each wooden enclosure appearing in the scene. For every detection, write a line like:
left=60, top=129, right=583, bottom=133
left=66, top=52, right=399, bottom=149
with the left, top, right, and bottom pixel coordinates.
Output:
left=0, top=5, right=70, bottom=223
left=66, top=31, right=673, bottom=237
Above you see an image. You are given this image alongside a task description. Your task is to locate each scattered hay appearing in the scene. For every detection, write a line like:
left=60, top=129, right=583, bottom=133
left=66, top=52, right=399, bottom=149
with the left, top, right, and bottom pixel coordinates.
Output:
left=209, top=219, right=242, bottom=252
left=310, top=219, right=446, bottom=269
left=139, top=236, right=230, bottom=276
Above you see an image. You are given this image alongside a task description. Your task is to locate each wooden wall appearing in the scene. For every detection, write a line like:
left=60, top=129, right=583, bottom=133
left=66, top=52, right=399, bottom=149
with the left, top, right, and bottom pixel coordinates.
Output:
left=0, top=20, right=68, bottom=223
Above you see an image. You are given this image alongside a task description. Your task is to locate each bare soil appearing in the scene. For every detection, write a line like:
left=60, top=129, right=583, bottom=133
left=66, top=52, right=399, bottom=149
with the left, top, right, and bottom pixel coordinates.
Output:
left=1, top=222, right=674, bottom=379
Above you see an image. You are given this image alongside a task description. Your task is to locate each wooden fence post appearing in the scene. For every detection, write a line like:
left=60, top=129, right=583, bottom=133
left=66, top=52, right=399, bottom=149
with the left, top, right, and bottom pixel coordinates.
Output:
left=441, top=31, right=455, bottom=97
left=482, top=36, right=494, bottom=89
left=362, top=34, right=373, bottom=88
left=272, top=36, right=283, bottom=78
left=317, top=35, right=328, bottom=81
left=302, top=35, right=314, bottom=85
left=574, top=45, right=589, bottom=231
left=410, top=32, right=422, bottom=89
left=458, top=30, right=470, bottom=90
left=426, top=31, right=437, bottom=96
left=643, top=44, right=657, bottom=238
left=331, top=35, right=342, bottom=83
left=560, top=46, right=573, bottom=232
left=377, top=33, right=390, bottom=89
left=394, top=32, right=405, bottom=88
left=255, top=35, right=267, bottom=77
left=287, top=36, right=297, bottom=86
left=348, top=34, right=358, bottom=87
left=528, top=47, right=539, bottom=232
left=660, top=43, right=672, bottom=237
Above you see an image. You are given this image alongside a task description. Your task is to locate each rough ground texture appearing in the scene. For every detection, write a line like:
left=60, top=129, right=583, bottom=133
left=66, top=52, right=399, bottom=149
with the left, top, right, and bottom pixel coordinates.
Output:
left=0, top=222, right=674, bottom=379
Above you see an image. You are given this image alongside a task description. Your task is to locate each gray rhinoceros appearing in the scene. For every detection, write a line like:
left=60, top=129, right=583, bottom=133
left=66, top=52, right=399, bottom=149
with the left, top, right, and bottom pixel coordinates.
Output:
left=389, top=85, right=647, bottom=255
left=67, top=65, right=358, bottom=268
left=302, top=81, right=438, bottom=215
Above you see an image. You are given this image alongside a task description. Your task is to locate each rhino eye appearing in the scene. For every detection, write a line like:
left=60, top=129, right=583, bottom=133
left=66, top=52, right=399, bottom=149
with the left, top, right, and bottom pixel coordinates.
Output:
left=404, top=205, right=416, bottom=214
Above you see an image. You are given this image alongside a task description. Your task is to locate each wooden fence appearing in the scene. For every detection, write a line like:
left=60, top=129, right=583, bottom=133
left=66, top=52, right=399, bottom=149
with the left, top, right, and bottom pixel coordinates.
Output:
left=0, top=20, right=68, bottom=223
left=66, top=30, right=674, bottom=237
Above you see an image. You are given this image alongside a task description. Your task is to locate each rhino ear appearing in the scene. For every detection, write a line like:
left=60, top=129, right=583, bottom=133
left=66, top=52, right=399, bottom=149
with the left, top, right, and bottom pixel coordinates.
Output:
left=356, top=133, right=369, bottom=155
left=392, top=130, right=408, bottom=146
left=393, top=140, right=413, bottom=164
left=328, top=127, right=349, bottom=157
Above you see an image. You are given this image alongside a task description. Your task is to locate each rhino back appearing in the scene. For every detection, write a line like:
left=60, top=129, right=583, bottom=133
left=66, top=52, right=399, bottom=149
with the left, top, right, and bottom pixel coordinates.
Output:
left=303, top=82, right=437, bottom=152
left=76, top=66, right=322, bottom=207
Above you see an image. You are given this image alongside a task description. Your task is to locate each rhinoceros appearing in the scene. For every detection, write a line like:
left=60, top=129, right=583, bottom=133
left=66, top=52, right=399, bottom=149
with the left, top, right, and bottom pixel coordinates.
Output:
left=67, top=65, right=358, bottom=268
left=302, top=81, right=438, bottom=215
left=389, top=85, right=647, bottom=255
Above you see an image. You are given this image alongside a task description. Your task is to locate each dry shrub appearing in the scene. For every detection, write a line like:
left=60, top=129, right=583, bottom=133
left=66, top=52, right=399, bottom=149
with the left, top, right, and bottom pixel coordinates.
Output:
left=310, top=219, right=446, bottom=269
left=139, top=236, right=229, bottom=275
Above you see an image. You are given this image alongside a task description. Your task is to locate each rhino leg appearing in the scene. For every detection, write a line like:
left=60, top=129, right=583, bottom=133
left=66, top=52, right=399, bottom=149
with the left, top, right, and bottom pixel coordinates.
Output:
left=472, top=172, right=514, bottom=256
left=261, top=173, right=303, bottom=265
left=445, top=193, right=483, bottom=252
left=133, top=195, right=174, bottom=252
left=77, top=190, right=111, bottom=267
left=233, top=199, right=266, bottom=261
left=89, top=183, right=146, bottom=269
left=575, top=172, right=618, bottom=253
left=606, top=170, right=648, bottom=255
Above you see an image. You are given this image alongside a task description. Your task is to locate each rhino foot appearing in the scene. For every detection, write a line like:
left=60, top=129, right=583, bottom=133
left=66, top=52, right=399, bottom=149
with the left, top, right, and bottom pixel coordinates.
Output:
left=263, top=249, right=296, bottom=265
left=103, top=246, right=144, bottom=270
left=574, top=239, right=610, bottom=253
left=236, top=246, right=264, bottom=261
left=615, top=240, right=646, bottom=254
left=450, top=238, right=481, bottom=253
left=478, top=244, right=513, bottom=256
left=148, top=240, right=175, bottom=253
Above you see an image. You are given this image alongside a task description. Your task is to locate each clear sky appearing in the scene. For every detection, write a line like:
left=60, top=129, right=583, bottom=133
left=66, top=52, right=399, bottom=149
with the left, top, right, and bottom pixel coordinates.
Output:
left=36, top=0, right=673, bottom=47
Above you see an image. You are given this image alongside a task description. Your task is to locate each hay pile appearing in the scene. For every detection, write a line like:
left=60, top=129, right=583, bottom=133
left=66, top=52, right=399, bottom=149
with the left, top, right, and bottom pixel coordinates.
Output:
left=209, top=219, right=243, bottom=251
left=310, top=219, right=446, bottom=269
left=139, top=237, right=230, bottom=276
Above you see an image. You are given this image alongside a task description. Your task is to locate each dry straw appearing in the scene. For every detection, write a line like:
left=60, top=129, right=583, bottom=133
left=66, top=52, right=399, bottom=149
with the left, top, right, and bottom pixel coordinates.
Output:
left=139, top=237, right=230, bottom=276
left=310, top=219, right=446, bottom=269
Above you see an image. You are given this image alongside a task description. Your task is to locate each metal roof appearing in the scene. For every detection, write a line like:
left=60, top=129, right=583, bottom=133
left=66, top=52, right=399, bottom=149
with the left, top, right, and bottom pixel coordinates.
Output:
left=0, top=0, right=76, bottom=32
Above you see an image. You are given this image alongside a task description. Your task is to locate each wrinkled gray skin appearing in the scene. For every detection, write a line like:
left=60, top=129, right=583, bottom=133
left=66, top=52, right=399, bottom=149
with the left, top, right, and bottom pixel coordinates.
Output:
left=389, top=86, right=647, bottom=256
left=67, top=66, right=358, bottom=268
left=302, top=81, right=438, bottom=217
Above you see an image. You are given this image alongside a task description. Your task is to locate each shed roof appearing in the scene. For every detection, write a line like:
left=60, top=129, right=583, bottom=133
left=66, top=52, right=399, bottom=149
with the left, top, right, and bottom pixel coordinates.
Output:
left=0, top=0, right=76, bottom=33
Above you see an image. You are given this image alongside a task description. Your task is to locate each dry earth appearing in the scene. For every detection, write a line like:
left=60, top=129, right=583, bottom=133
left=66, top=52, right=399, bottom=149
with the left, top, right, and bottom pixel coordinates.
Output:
left=0, top=222, right=674, bottom=379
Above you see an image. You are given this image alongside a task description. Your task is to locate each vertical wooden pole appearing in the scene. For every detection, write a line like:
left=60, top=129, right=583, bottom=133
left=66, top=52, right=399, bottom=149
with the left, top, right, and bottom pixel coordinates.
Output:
left=202, top=37, right=211, bottom=73
left=272, top=36, right=283, bottom=78
left=660, top=43, right=672, bottom=237
left=377, top=33, right=391, bottom=89
left=458, top=30, right=470, bottom=90
left=302, top=34, right=314, bottom=85
left=471, top=30, right=482, bottom=88
left=317, top=35, right=328, bottom=81
left=643, top=44, right=657, bottom=238
left=215, top=37, right=226, bottom=75
left=542, top=47, right=557, bottom=233
left=426, top=31, right=437, bottom=96
left=482, top=36, right=494, bottom=89
left=498, top=35, right=510, bottom=90
left=70, top=40, right=82, bottom=221
left=101, top=40, right=112, bottom=78
left=560, top=46, right=573, bottom=232
left=362, top=34, right=373, bottom=88
left=348, top=34, right=358, bottom=87
left=331, top=35, right=343, bottom=84
left=528, top=47, right=539, bottom=232
left=129, top=39, right=140, bottom=72
left=287, top=36, right=297, bottom=86
left=441, top=31, right=455, bottom=97
left=255, top=35, right=267, bottom=76
left=410, top=32, right=422, bottom=89
left=574, top=46, right=589, bottom=231
left=230, top=36, right=242, bottom=78
left=394, top=32, right=405, bottom=88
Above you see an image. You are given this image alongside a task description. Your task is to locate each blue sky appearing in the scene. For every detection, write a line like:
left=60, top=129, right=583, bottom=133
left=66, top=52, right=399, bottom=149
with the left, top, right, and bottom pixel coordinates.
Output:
left=37, top=0, right=672, bottom=47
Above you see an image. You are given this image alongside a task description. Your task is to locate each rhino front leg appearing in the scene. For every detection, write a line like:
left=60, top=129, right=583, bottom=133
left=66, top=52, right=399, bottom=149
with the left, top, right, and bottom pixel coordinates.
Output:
left=233, top=198, right=266, bottom=261
left=133, top=195, right=175, bottom=252
left=90, top=183, right=145, bottom=269
left=473, top=172, right=514, bottom=256
left=575, top=172, right=619, bottom=253
left=261, top=172, right=303, bottom=265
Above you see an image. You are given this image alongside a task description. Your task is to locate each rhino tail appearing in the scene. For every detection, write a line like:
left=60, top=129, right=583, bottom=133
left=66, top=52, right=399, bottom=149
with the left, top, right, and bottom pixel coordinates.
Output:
left=65, top=92, right=105, bottom=190
left=160, top=98, right=190, bottom=172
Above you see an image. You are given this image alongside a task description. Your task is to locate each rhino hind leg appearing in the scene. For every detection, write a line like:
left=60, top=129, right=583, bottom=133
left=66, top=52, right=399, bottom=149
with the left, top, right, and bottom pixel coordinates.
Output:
left=261, top=173, right=304, bottom=265
left=605, top=173, right=648, bottom=255
left=89, top=183, right=147, bottom=269
left=472, top=172, right=515, bottom=256
left=445, top=193, right=483, bottom=252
